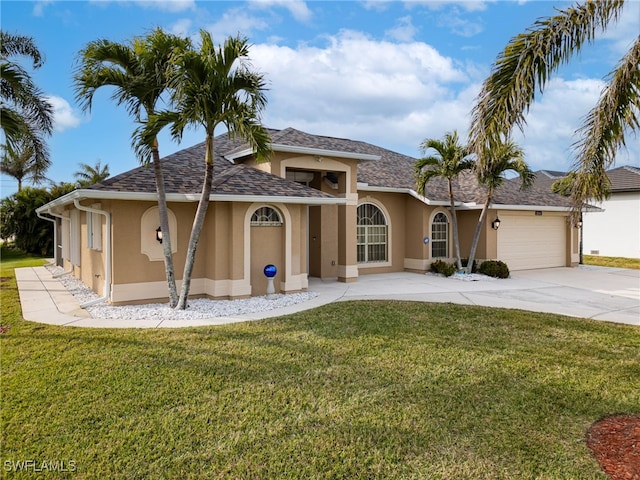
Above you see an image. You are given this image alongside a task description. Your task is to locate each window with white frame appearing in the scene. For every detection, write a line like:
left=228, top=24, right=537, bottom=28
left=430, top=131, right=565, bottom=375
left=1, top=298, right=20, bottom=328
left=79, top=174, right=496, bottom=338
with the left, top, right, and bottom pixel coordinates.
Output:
left=357, top=203, right=388, bottom=263
left=250, top=206, right=283, bottom=226
left=431, top=212, right=449, bottom=258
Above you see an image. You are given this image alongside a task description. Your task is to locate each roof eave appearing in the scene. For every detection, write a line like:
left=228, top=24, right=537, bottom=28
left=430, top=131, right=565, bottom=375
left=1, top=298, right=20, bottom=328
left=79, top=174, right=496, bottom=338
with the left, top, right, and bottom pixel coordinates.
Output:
left=36, top=189, right=344, bottom=213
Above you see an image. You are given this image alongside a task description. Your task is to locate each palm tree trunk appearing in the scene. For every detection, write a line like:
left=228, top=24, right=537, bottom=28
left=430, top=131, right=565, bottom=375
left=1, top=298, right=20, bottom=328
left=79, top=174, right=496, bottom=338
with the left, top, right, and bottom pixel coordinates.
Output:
left=448, top=179, right=463, bottom=271
left=176, top=135, right=214, bottom=310
left=466, top=193, right=492, bottom=270
left=152, top=139, right=178, bottom=307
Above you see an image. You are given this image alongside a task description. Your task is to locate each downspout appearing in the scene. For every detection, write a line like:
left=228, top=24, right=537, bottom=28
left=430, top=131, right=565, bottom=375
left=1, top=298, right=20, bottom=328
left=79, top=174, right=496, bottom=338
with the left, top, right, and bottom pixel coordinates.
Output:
left=36, top=210, right=57, bottom=267
left=73, top=199, right=112, bottom=307
left=37, top=210, right=73, bottom=277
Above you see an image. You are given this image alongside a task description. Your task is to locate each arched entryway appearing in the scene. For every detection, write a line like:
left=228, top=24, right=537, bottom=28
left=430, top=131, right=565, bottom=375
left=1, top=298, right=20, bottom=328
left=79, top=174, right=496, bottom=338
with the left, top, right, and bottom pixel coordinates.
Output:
left=249, top=206, right=285, bottom=296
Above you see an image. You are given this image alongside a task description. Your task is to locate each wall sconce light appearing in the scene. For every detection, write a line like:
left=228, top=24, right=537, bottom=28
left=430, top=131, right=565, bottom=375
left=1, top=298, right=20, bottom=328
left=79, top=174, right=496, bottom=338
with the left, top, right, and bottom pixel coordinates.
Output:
left=575, top=217, right=583, bottom=229
left=156, top=226, right=163, bottom=244
left=491, top=217, right=501, bottom=230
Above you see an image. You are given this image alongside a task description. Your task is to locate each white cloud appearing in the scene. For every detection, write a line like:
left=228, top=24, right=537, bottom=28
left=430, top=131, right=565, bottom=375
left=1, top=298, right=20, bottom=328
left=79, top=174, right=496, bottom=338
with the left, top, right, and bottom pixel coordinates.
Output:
left=512, top=77, right=639, bottom=171
left=405, top=0, right=492, bottom=13
left=249, top=0, right=313, bottom=22
left=46, top=96, right=82, bottom=132
left=385, top=16, right=418, bottom=42
left=88, top=0, right=196, bottom=12
left=600, top=0, right=640, bottom=57
left=32, top=1, right=53, bottom=17
left=206, top=8, right=270, bottom=43
left=170, top=18, right=192, bottom=37
left=249, top=30, right=469, bottom=156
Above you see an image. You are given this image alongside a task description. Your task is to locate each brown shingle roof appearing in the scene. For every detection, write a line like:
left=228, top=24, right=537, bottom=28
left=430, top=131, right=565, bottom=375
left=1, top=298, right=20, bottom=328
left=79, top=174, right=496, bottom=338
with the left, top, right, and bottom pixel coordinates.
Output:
left=607, top=166, right=640, bottom=192
left=90, top=132, right=335, bottom=200
left=90, top=128, right=576, bottom=207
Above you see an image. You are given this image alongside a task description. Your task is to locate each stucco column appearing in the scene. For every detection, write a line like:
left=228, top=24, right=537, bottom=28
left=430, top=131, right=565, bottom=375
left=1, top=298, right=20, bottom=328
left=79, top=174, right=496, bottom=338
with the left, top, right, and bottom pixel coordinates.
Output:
left=337, top=201, right=358, bottom=283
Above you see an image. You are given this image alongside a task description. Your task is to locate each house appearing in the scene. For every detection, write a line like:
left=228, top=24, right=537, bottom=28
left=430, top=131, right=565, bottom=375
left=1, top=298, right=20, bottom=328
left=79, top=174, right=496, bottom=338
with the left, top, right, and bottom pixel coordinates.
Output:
left=537, top=166, right=640, bottom=259
left=583, top=166, right=640, bottom=259
left=37, top=128, right=580, bottom=305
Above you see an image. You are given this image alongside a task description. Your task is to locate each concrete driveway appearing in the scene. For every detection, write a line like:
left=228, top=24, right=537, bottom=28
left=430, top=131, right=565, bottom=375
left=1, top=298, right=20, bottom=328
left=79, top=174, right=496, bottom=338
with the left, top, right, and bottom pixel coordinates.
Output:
left=16, top=265, right=640, bottom=327
left=292, top=266, right=640, bottom=326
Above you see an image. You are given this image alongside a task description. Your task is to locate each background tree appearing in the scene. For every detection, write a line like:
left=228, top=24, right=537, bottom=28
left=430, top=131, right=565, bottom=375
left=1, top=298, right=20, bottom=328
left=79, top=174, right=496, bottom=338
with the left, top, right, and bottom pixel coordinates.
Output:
left=142, top=31, right=271, bottom=310
left=0, top=31, right=53, bottom=176
left=74, top=160, right=110, bottom=187
left=414, top=131, right=474, bottom=271
left=468, top=0, right=638, bottom=213
left=466, top=141, right=534, bottom=270
left=75, top=28, right=191, bottom=307
left=1, top=133, right=50, bottom=191
left=0, top=182, right=75, bottom=255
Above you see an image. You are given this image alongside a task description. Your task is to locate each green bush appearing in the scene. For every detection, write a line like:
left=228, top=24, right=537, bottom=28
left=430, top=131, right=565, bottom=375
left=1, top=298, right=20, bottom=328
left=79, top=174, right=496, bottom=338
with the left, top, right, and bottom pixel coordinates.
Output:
left=430, top=259, right=455, bottom=277
left=478, top=260, right=510, bottom=279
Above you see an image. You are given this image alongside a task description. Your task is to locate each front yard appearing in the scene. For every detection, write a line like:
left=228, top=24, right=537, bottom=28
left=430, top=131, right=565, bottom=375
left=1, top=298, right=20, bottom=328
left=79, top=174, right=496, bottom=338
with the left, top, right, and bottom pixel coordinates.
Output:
left=1, top=249, right=639, bottom=479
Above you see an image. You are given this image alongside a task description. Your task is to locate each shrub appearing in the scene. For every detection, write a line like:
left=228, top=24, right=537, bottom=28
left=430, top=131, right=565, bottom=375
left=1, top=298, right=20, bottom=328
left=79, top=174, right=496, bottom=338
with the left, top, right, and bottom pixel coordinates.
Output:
left=430, top=259, right=455, bottom=277
left=478, top=260, right=510, bottom=279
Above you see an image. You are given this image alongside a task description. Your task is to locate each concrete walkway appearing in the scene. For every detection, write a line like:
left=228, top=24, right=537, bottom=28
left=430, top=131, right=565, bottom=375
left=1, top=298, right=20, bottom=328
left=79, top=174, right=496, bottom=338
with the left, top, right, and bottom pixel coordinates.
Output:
left=15, top=265, right=640, bottom=328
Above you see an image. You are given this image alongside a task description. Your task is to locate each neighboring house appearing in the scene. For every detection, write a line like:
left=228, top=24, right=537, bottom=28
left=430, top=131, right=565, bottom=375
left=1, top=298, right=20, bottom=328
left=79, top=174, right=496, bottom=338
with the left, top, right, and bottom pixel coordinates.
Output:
left=537, top=166, right=640, bottom=259
left=584, top=166, right=640, bottom=259
left=37, top=128, right=580, bottom=304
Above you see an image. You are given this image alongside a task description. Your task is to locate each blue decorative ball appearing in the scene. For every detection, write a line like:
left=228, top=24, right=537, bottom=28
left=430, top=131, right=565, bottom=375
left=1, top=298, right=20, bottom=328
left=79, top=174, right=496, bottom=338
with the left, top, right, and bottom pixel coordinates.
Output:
left=263, top=264, right=277, bottom=278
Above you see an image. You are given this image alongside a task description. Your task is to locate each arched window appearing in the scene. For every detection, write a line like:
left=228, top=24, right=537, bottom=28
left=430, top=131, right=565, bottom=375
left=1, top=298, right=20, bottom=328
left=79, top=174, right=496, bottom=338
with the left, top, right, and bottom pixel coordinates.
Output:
left=357, top=203, right=388, bottom=263
left=250, top=206, right=283, bottom=226
left=431, top=212, right=449, bottom=258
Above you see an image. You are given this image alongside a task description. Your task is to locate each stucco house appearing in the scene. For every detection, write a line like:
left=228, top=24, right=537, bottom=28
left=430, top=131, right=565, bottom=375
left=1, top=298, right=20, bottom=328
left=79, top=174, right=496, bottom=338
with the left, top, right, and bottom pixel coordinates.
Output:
left=537, top=166, right=640, bottom=259
left=37, top=128, right=580, bottom=305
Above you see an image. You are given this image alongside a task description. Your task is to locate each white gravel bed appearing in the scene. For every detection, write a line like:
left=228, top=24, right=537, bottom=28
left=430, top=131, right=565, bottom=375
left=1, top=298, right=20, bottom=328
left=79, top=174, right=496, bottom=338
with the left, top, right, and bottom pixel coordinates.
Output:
left=425, top=271, right=497, bottom=282
left=46, top=266, right=317, bottom=321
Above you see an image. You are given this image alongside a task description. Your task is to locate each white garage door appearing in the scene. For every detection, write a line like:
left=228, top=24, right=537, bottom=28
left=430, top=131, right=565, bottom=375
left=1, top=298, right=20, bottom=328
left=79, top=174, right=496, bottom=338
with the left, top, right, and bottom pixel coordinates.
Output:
left=497, top=215, right=566, bottom=270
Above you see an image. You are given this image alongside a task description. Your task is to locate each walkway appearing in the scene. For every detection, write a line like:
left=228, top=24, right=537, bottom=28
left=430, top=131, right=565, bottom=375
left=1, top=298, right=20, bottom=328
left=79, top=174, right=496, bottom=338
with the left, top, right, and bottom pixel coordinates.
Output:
left=15, top=265, right=640, bottom=328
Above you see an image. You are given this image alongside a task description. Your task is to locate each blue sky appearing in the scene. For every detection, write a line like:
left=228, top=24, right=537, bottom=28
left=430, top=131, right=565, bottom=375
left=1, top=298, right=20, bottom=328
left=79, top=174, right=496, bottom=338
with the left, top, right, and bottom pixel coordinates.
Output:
left=2, top=0, right=638, bottom=196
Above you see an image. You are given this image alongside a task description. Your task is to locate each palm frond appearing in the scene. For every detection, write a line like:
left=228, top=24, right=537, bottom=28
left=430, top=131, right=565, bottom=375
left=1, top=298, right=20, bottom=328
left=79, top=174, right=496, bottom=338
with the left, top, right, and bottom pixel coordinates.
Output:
left=469, top=0, right=625, bottom=159
left=570, top=33, right=640, bottom=206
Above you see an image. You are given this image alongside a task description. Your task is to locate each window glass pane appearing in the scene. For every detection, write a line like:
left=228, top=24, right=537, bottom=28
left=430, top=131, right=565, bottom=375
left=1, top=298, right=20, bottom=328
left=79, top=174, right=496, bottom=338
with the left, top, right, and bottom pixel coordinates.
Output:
left=251, top=206, right=283, bottom=226
left=356, top=203, right=388, bottom=263
left=431, top=212, right=449, bottom=258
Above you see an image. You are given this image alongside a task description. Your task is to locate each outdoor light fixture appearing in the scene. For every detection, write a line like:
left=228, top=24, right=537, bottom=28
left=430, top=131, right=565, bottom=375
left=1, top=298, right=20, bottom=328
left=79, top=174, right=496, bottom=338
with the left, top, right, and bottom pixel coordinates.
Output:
left=491, top=217, right=501, bottom=230
left=156, top=226, right=163, bottom=244
left=576, top=217, right=583, bottom=228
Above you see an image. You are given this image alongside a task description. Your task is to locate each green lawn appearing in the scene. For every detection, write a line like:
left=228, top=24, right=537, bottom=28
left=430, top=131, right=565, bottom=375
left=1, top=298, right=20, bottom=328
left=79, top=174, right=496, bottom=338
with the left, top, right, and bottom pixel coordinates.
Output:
left=2, top=249, right=639, bottom=479
left=583, top=254, right=640, bottom=270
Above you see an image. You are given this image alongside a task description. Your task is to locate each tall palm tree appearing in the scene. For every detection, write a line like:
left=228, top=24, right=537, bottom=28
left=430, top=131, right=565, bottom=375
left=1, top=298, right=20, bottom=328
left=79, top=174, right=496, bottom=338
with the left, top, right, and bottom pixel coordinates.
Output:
left=466, top=141, right=534, bottom=270
left=468, top=0, right=638, bottom=212
left=414, top=131, right=475, bottom=271
left=0, top=31, right=53, bottom=179
left=74, top=28, right=191, bottom=307
left=74, top=160, right=110, bottom=187
left=0, top=133, right=50, bottom=191
left=142, top=31, right=271, bottom=310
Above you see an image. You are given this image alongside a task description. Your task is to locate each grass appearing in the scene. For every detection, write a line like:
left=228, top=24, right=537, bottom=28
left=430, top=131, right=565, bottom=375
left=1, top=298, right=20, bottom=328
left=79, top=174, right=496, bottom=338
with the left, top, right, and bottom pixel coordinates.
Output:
left=583, top=254, right=640, bottom=270
left=2, top=248, right=639, bottom=479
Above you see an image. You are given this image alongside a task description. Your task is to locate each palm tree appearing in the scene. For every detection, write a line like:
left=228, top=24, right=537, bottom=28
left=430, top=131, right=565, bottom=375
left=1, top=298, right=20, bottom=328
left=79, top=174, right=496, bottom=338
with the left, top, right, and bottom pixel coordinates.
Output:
left=142, top=31, right=271, bottom=310
left=414, top=131, right=475, bottom=271
left=74, top=28, right=191, bottom=307
left=74, top=160, right=110, bottom=187
left=468, top=0, right=638, bottom=213
left=466, top=141, right=534, bottom=270
left=0, top=133, right=50, bottom=191
left=0, top=31, right=53, bottom=179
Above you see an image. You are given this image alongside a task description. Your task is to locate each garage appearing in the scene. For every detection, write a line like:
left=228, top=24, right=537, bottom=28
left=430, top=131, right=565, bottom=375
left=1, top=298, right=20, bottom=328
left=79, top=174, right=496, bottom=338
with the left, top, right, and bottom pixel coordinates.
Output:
left=497, top=214, right=567, bottom=270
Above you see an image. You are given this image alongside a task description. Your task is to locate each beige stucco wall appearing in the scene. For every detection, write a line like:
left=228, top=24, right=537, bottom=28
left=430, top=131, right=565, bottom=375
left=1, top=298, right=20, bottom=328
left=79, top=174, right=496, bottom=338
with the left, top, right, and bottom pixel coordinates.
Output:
left=93, top=199, right=310, bottom=303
